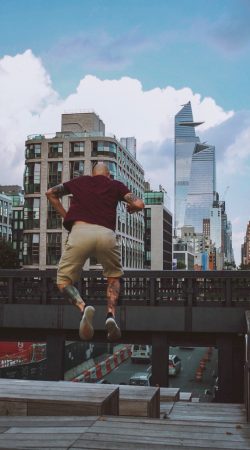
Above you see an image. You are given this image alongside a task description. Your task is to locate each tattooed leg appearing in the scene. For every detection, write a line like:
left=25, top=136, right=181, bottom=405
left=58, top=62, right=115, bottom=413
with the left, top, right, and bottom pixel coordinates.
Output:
left=58, top=282, right=85, bottom=313
left=107, top=277, right=120, bottom=317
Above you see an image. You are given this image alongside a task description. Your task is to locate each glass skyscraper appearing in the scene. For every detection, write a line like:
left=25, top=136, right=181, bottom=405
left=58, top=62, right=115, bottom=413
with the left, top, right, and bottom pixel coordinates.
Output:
left=174, top=101, right=216, bottom=234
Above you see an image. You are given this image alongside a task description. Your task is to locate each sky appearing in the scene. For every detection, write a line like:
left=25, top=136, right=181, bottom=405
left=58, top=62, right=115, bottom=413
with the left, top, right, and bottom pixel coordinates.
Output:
left=0, top=0, right=250, bottom=264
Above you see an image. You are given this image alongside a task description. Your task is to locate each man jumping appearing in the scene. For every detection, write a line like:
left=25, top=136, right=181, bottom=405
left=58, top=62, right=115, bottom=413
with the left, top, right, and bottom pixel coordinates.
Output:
left=46, top=162, right=144, bottom=341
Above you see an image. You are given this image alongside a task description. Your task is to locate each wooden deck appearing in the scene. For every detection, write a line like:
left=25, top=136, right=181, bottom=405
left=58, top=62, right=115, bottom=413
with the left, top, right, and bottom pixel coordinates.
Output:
left=0, top=380, right=249, bottom=449
left=0, top=406, right=249, bottom=450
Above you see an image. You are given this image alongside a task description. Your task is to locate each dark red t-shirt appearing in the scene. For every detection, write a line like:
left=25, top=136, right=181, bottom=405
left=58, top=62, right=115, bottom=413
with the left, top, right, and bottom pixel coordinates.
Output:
left=63, top=175, right=130, bottom=232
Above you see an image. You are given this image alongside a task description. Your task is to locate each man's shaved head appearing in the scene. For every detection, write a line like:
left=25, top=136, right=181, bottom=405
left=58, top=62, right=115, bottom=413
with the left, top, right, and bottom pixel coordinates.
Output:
left=92, top=162, right=110, bottom=177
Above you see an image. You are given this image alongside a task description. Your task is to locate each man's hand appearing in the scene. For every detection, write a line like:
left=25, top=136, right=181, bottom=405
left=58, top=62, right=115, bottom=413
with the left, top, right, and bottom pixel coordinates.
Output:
left=124, top=192, right=144, bottom=213
left=126, top=204, right=139, bottom=214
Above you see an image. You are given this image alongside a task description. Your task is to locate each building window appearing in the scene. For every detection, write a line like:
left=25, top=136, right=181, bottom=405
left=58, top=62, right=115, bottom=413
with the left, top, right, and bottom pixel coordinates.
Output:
left=48, top=143, right=63, bottom=158
left=48, top=162, right=63, bottom=188
left=92, top=141, right=117, bottom=157
left=70, top=161, right=84, bottom=179
left=23, top=233, right=40, bottom=265
left=46, top=233, right=62, bottom=265
left=25, top=144, right=41, bottom=159
left=144, top=192, right=164, bottom=205
left=24, top=198, right=40, bottom=229
left=24, top=163, right=41, bottom=193
left=70, top=142, right=85, bottom=157
left=47, top=201, right=62, bottom=229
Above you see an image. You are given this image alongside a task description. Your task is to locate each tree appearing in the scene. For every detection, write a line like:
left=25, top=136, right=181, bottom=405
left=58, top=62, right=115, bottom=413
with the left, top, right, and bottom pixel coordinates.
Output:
left=0, top=240, right=20, bottom=269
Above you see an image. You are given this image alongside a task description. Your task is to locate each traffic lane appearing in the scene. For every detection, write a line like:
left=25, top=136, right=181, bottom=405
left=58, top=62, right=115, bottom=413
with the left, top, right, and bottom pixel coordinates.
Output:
left=169, top=347, right=218, bottom=400
left=103, top=347, right=218, bottom=400
left=104, top=358, right=150, bottom=384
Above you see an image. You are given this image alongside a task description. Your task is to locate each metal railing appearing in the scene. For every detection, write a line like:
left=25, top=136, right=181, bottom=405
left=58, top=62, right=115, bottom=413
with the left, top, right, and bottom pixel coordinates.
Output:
left=245, top=311, right=250, bottom=421
left=1, top=269, right=250, bottom=306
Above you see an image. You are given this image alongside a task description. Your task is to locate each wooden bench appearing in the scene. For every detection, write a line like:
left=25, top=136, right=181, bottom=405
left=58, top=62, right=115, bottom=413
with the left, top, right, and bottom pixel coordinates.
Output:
left=60, top=381, right=160, bottom=418
left=115, top=385, right=160, bottom=418
left=160, top=387, right=180, bottom=402
left=0, top=379, right=119, bottom=416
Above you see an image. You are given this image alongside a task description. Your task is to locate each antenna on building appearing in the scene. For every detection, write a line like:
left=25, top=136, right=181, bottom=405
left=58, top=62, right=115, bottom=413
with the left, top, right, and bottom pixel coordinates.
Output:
left=223, top=186, right=230, bottom=200
left=159, top=185, right=167, bottom=193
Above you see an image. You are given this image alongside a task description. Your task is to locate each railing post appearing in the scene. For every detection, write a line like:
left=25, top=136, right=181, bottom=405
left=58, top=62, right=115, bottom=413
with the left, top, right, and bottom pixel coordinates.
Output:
left=245, top=311, right=250, bottom=421
left=225, top=277, right=232, bottom=306
left=41, top=271, right=47, bottom=305
left=149, top=277, right=156, bottom=306
left=185, top=277, right=193, bottom=332
left=46, top=334, right=65, bottom=381
left=8, top=277, right=14, bottom=304
left=151, top=333, right=169, bottom=387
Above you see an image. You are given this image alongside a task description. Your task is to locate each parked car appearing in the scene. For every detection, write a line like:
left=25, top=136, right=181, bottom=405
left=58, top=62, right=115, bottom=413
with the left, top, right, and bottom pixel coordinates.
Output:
left=169, top=355, right=181, bottom=376
left=131, top=345, right=152, bottom=363
left=129, top=371, right=152, bottom=386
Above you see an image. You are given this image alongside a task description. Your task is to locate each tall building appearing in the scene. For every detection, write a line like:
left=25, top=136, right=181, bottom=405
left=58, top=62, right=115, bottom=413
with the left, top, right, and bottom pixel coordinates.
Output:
left=23, top=112, right=145, bottom=269
left=0, top=186, right=24, bottom=264
left=241, top=221, right=250, bottom=266
left=184, top=143, right=215, bottom=233
left=0, top=192, right=12, bottom=242
left=144, top=190, right=172, bottom=270
left=120, top=137, right=136, bottom=158
left=174, top=101, right=215, bottom=235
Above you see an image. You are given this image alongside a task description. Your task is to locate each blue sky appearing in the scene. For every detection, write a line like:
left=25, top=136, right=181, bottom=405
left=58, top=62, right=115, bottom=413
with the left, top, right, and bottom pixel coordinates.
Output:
left=1, top=0, right=250, bottom=109
left=0, top=0, right=250, bottom=264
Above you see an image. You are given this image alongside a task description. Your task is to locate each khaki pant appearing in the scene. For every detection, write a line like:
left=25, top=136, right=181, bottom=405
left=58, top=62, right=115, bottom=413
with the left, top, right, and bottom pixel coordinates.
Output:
left=57, top=223, right=123, bottom=284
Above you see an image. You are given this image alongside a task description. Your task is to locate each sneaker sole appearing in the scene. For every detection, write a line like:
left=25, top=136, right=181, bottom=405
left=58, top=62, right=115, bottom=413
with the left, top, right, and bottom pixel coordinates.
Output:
left=79, top=306, right=95, bottom=340
left=105, top=318, right=121, bottom=341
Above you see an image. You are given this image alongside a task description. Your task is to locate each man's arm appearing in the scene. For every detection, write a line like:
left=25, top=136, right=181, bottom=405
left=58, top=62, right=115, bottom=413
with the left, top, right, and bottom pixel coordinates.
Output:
left=124, top=192, right=145, bottom=214
left=45, top=184, right=69, bottom=219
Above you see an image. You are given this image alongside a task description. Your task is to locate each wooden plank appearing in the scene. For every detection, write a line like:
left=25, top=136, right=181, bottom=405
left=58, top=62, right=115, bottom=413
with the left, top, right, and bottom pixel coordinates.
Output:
left=93, top=420, right=250, bottom=442
left=0, top=416, right=98, bottom=427
left=5, top=426, right=89, bottom=434
left=0, top=433, right=78, bottom=449
left=74, top=430, right=250, bottom=449
left=27, top=400, right=103, bottom=416
left=0, top=400, right=27, bottom=416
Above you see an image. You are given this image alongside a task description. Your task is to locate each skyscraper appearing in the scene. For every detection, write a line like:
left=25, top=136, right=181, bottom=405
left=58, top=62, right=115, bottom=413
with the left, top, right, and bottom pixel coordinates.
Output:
left=174, top=101, right=215, bottom=235
left=184, top=143, right=215, bottom=232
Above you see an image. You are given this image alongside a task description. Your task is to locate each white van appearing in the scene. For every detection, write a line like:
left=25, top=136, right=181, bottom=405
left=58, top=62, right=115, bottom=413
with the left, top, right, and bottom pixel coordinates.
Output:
left=129, top=372, right=152, bottom=386
left=131, top=345, right=152, bottom=363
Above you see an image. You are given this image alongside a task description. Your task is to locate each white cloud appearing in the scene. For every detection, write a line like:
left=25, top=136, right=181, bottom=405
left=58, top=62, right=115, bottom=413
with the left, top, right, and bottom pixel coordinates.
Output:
left=220, top=126, right=250, bottom=175
left=0, top=50, right=59, bottom=183
left=0, top=50, right=248, bottom=264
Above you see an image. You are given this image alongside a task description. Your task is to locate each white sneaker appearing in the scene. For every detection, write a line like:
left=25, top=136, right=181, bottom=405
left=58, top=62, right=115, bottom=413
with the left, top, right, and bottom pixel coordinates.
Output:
left=105, top=317, right=121, bottom=341
left=79, top=306, right=95, bottom=340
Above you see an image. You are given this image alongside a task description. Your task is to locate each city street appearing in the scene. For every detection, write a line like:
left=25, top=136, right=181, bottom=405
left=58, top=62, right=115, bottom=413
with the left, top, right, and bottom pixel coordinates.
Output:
left=103, top=346, right=218, bottom=401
